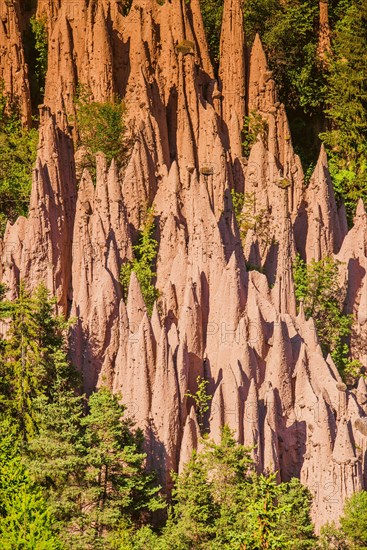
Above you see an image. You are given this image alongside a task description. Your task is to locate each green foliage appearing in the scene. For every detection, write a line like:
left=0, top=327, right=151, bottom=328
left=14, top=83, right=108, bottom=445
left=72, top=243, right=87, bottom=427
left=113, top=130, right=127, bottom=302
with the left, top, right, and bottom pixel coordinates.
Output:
left=242, top=111, right=268, bottom=158
left=340, top=490, right=367, bottom=549
left=231, top=189, right=272, bottom=248
left=25, top=387, right=164, bottom=549
left=244, top=1, right=326, bottom=115
left=75, top=89, right=128, bottom=178
left=121, top=207, right=159, bottom=316
left=164, top=426, right=253, bottom=548
left=277, top=478, right=317, bottom=549
left=159, top=426, right=315, bottom=549
left=293, top=254, right=363, bottom=381
left=320, top=0, right=367, bottom=219
left=242, top=0, right=327, bottom=179
left=0, top=422, right=62, bottom=549
left=185, top=376, right=212, bottom=432
left=81, top=389, right=164, bottom=539
left=0, top=85, right=38, bottom=234
left=199, top=0, right=224, bottom=68
left=242, top=473, right=293, bottom=549
left=25, top=389, right=87, bottom=537
left=0, top=283, right=76, bottom=441
left=30, top=16, right=48, bottom=98
left=319, top=522, right=349, bottom=549
left=319, top=491, right=367, bottom=549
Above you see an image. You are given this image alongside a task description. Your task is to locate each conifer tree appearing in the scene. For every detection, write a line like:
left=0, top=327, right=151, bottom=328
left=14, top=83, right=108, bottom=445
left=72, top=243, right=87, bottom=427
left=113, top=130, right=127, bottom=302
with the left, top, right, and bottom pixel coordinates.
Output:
left=3, top=283, right=45, bottom=440
left=0, top=421, right=61, bottom=549
left=1, top=283, right=76, bottom=441
left=80, top=388, right=164, bottom=545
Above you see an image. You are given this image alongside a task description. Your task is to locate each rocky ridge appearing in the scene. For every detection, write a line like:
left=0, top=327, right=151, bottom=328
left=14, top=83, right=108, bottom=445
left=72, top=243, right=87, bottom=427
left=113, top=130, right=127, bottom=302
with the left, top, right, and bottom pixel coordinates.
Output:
left=1, top=0, right=367, bottom=529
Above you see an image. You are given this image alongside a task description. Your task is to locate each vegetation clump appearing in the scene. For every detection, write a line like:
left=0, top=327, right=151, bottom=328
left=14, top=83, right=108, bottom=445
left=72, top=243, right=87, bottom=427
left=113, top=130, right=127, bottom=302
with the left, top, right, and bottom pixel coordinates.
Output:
left=293, top=254, right=364, bottom=382
left=199, top=0, right=224, bottom=67
left=0, top=86, right=38, bottom=235
left=0, top=284, right=163, bottom=548
left=120, top=207, right=159, bottom=316
left=176, top=40, right=195, bottom=55
left=157, top=427, right=316, bottom=549
left=30, top=16, right=48, bottom=100
left=319, top=490, right=367, bottom=549
left=320, top=0, right=367, bottom=221
left=231, top=189, right=272, bottom=249
left=75, top=88, right=128, bottom=180
left=185, top=376, right=212, bottom=432
left=242, top=111, right=268, bottom=158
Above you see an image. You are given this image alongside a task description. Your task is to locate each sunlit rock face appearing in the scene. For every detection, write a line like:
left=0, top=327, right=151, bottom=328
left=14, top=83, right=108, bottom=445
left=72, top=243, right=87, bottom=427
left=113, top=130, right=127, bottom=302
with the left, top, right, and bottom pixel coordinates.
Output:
left=1, top=0, right=367, bottom=530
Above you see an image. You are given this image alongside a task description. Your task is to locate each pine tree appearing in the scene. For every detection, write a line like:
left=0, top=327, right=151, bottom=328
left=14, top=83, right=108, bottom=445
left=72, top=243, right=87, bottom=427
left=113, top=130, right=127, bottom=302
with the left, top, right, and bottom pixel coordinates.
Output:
left=162, top=426, right=254, bottom=549
left=1, top=283, right=78, bottom=441
left=120, top=207, right=159, bottom=316
left=79, top=388, right=163, bottom=546
left=25, top=390, right=87, bottom=541
left=340, top=491, right=367, bottom=549
left=3, top=283, right=46, bottom=440
left=321, top=0, right=367, bottom=216
left=160, top=427, right=315, bottom=549
left=277, top=478, right=317, bottom=549
left=0, top=421, right=61, bottom=549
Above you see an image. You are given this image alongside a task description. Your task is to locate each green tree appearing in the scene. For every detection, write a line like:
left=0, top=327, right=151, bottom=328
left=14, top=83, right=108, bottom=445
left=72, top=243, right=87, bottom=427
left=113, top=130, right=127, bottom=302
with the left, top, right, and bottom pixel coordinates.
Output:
left=199, top=0, right=224, bottom=68
left=75, top=89, right=128, bottom=178
left=340, top=491, right=367, bottom=549
left=243, top=473, right=292, bottom=549
left=277, top=478, right=317, bottom=549
left=2, top=283, right=47, bottom=440
left=320, top=0, right=367, bottom=219
left=121, top=207, right=159, bottom=316
left=185, top=376, right=212, bottom=432
left=0, top=421, right=61, bottom=549
left=30, top=16, right=48, bottom=98
left=0, top=85, right=38, bottom=234
left=293, top=254, right=361, bottom=380
left=161, top=427, right=315, bottom=549
left=26, top=387, right=164, bottom=549
left=162, top=426, right=253, bottom=548
left=162, top=450, right=218, bottom=547
left=79, top=388, right=164, bottom=547
left=25, top=390, right=87, bottom=542
left=1, top=283, right=76, bottom=441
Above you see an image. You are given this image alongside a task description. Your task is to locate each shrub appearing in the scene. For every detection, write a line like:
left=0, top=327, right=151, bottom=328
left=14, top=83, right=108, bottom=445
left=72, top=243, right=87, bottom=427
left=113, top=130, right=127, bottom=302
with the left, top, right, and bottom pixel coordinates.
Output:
left=320, top=0, right=367, bottom=222
left=199, top=0, right=224, bottom=68
left=30, top=16, right=48, bottom=99
left=242, top=111, right=268, bottom=158
left=0, top=85, right=38, bottom=235
left=185, top=376, right=212, bottom=433
left=319, top=491, right=367, bottom=549
left=176, top=40, right=195, bottom=55
left=340, top=491, right=367, bottom=549
left=75, top=89, right=128, bottom=179
left=231, top=190, right=272, bottom=249
left=293, top=254, right=363, bottom=381
left=120, top=207, right=159, bottom=316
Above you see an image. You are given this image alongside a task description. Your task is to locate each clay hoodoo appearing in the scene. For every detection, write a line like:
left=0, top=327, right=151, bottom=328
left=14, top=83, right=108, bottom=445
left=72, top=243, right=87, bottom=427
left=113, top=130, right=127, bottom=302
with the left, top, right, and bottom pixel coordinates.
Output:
left=0, top=0, right=31, bottom=125
left=1, top=0, right=367, bottom=532
left=219, top=0, right=246, bottom=159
